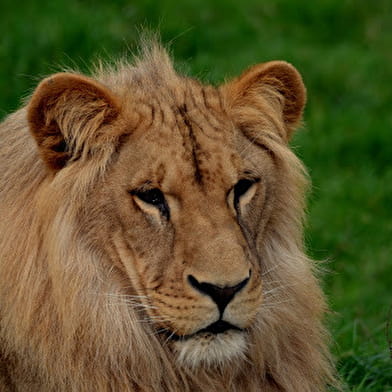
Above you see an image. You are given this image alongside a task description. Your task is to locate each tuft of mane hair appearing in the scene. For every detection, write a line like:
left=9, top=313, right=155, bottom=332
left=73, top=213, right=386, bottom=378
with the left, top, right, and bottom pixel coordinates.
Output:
left=0, top=41, right=338, bottom=391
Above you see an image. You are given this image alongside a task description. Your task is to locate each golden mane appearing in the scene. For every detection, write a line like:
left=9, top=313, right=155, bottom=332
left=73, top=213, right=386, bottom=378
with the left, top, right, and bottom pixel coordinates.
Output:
left=0, top=43, right=336, bottom=391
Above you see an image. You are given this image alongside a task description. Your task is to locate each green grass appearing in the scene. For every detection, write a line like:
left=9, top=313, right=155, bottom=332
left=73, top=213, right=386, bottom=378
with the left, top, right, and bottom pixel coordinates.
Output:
left=1, top=0, right=391, bottom=390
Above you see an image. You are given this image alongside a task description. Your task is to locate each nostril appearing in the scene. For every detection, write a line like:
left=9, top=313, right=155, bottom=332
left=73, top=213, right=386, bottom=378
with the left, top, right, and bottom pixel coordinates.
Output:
left=187, top=274, right=250, bottom=315
left=188, top=275, right=202, bottom=292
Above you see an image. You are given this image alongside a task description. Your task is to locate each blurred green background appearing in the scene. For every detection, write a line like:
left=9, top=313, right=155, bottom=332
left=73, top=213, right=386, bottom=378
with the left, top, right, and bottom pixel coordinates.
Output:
left=1, top=0, right=391, bottom=390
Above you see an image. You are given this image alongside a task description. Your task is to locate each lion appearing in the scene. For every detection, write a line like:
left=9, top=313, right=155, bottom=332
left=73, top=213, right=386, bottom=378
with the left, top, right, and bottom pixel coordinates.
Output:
left=0, top=42, right=336, bottom=391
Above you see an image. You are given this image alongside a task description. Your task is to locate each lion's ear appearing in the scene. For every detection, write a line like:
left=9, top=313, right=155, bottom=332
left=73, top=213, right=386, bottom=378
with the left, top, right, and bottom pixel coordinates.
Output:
left=28, top=73, right=120, bottom=171
left=222, top=61, right=306, bottom=142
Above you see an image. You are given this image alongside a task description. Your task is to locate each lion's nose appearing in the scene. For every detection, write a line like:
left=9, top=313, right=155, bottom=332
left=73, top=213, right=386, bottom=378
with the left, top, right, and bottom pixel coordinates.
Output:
left=187, top=273, right=250, bottom=314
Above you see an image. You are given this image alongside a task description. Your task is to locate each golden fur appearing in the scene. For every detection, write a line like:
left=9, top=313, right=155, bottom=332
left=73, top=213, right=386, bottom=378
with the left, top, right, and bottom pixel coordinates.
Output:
left=0, top=43, right=336, bottom=391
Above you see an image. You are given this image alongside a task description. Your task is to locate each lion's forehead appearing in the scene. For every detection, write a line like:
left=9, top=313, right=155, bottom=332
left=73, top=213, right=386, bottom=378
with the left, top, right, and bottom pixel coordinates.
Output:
left=124, top=81, right=241, bottom=189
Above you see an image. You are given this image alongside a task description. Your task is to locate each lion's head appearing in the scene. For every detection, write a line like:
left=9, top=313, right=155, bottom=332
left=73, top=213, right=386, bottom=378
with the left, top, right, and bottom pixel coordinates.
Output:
left=0, top=43, right=335, bottom=391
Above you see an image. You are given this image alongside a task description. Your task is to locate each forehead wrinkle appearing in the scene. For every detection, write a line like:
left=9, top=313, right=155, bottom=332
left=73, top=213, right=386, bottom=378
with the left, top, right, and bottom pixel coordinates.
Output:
left=133, top=79, right=238, bottom=191
left=175, top=102, right=203, bottom=185
left=181, top=83, right=239, bottom=186
left=184, top=81, right=227, bottom=133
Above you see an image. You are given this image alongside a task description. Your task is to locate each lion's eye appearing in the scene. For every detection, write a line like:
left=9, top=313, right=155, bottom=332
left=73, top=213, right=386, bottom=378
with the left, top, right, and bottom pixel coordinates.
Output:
left=131, top=188, right=170, bottom=219
left=233, top=178, right=259, bottom=211
left=135, top=188, right=164, bottom=205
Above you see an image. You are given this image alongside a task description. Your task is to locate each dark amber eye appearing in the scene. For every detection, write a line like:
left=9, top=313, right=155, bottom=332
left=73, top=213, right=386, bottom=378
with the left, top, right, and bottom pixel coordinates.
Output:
left=233, top=178, right=259, bottom=209
left=135, top=188, right=164, bottom=205
left=131, top=188, right=170, bottom=219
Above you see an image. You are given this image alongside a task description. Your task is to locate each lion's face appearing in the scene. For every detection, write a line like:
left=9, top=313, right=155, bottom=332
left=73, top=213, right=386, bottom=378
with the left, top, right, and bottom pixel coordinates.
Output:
left=27, top=56, right=305, bottom=369
left=97, top=82, right=278, bottom=367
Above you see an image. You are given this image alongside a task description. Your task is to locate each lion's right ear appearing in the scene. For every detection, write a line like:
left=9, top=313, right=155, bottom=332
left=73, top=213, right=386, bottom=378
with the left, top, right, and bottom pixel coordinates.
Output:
left=28, top=73, right=120, bottom=171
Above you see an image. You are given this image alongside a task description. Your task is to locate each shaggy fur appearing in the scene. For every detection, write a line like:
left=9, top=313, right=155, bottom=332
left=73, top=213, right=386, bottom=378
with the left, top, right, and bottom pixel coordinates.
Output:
left=0, top=43, right=336, bottom=391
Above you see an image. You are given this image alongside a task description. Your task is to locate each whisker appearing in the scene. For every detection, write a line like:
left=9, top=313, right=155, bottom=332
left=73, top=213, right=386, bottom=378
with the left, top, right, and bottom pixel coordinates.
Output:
left=105, top=293, right=150, bottom=299
left=262, top=283, right=298, bottom=297
left=106, top=302, right=158, bottom=310
left=261, top=261, right=286, bottom=276
left=162, top=328, right=178, bottom=347
left=261, top=299, right=294, bottom=307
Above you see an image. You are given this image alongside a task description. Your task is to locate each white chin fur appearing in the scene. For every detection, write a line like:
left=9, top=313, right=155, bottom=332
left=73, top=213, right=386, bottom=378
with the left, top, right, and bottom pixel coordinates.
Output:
left=174, top=330, right=247, bottom=369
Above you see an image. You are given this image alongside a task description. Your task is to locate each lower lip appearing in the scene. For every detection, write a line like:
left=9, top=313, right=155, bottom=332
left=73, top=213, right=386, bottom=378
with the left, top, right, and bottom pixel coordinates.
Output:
left=161, top=325, right=243, bottom=342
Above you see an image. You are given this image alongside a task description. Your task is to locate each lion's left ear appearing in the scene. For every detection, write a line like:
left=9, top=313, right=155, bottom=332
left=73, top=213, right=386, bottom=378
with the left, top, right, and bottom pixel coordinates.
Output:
left=221, top=61, right=306, bottom=142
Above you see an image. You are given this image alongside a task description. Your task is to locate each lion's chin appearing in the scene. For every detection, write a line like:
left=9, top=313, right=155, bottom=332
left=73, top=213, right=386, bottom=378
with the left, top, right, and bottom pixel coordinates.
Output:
left=173, top=330, right=248, bottom=369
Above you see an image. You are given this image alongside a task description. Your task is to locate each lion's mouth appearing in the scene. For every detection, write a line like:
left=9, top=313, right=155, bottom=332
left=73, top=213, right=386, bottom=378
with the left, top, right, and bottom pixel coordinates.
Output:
left=169, top=321, right=248, bottom=368
left=163, top=320, right=243, bottom=342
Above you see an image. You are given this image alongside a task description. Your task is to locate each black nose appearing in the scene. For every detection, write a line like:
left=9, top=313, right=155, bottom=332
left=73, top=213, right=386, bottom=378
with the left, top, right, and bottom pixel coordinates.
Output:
left=188, top=274, right=250, bottom=315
